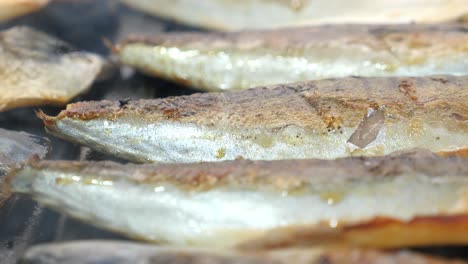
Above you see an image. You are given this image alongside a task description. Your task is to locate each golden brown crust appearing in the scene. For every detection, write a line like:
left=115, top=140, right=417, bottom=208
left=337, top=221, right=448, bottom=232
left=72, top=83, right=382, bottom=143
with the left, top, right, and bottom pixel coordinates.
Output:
left=439, top=148, right=468, bottom=158
left=239, top=215, right=468, bottom=250
left=117, top=24, right=468, bottom=52
left=22, top=149, right=468, bottom=191
left=44, top=76, right=468, bottom=133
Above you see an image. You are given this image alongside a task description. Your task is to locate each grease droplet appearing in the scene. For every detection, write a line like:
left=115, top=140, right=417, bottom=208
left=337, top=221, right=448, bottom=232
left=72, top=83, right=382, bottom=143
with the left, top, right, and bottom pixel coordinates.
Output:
left=328, top=218, right=339, bottom=228
left=320, top=191, right=344, bottom=205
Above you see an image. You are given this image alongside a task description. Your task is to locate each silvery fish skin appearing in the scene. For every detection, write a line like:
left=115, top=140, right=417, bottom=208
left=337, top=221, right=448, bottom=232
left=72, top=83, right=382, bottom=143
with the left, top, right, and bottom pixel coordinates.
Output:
left=116, top=24, right=468, bottom=91
left=120, top=0, right=468, bottom=31
left=9, top=150, right=468, bottom=248
left=40, top=76, right=468, bottom=163
left=20, top=240, right=468, bottom=264
left=0, top=0, right=49, bottom=22
left=0, top=26, right=104, bottom=112
left=0, top=128, right=50, bottom=176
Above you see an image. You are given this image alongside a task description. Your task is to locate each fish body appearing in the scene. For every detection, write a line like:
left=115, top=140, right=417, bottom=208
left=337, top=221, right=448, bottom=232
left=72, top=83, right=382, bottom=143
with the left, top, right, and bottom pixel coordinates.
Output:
left=117, top=24, right=468, bottom=91
left=0, top=0, right=49, bottom=22
left=9, top=150, right=468, bottom=248
left=0, top=27, right=104, bottom=112
left=20, top=240, right=468, bottom=264
left=120, top=0, right=468, bottom=31
left=41, top=76, right=468, bottom=163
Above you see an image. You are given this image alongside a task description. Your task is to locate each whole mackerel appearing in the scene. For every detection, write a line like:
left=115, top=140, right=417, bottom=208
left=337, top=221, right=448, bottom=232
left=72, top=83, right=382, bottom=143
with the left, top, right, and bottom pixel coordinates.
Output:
left=116, top=24, right=468, bottom=91
left=8, top=150, right=468, bottom=248
left=120, top=0, right=468, bottom=31
left=40, top=76, right=468, bottom=163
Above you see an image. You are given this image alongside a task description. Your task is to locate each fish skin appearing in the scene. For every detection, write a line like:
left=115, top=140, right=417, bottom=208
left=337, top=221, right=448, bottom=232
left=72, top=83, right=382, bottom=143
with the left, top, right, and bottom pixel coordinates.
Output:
left=40, top=76, right=468, bottom=163
left=120, top=0, right=468, bottom=31
left=20, top=240, right=468, bottom=264
left=116, top=24, right=468, bottom=91
left=0, top=0, right=49, bottom=22
left=0, top=128, right=50, bottom=175
left=9, top=150, right=468, bottom=247
left=0, top=26, right=104, bottom=112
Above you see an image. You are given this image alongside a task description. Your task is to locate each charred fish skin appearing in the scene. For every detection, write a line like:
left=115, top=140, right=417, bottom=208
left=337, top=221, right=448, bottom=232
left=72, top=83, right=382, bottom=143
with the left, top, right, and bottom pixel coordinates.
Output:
left=0, top=26, right=104, bottom=112
left=117, top=24, right=468, bottom=91
left=0, top=0, right=49, bottom=22
left=41, top=76, right=468, bottom=163
left=9, top=150, right=468, bottom=247
left=120, top=0, right=468, bottom=31
left=20, top=241, right=468, bottom=264
left=0, top=128, right=50, bottom=175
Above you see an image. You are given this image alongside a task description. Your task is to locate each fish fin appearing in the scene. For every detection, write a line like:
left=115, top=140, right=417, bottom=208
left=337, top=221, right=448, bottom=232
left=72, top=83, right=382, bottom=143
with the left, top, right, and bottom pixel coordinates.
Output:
left=35, top=109, right=55, bottom=128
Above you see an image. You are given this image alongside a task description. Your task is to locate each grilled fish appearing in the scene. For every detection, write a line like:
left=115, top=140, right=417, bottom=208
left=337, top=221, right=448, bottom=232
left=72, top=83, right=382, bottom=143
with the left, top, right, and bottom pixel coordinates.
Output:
left=20, top=240, right=468, bottom=264
left=8, top=150, right=468, bottom=248
left=0, top=128, right=49, bottom=175
left=0, top=0, right=49, bottom=22
left=116, top=24, right=468, bottom=92
left=120, top=0, right=468, bottom=31
left=40, top=76, right=468, bottom=163
left=0, top=27, right=104, bottom=112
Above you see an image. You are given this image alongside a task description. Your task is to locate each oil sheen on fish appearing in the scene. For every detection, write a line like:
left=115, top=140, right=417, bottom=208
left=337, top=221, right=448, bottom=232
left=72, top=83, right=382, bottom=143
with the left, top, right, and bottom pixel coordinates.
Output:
left=20, top=240, right=468, bottom=264
left=120, top=0, right=468, bottom=31
left=0, top=128, right=50, bottom=176
left=116, top=24, right=468, bottom=91
left=40, top=76, right=468, bottom=163
left=8, top=150, right=468, bottom=248
left=0, top=0, right=49, bottom=22
left=0, top=26, right=104, bottom=112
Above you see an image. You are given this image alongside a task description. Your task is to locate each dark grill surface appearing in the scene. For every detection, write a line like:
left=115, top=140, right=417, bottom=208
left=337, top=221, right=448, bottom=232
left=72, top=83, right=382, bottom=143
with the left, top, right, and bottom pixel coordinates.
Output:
left=0, top=1, right=467, bottom=263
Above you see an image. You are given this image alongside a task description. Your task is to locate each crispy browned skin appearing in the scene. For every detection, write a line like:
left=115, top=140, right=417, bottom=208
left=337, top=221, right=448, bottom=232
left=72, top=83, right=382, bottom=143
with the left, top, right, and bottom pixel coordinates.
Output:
left=119, top=24, right=468, bottom=52
left=20, top=240, right=468, bottom=264
left=239, top=215, right=468, bottom=250
left=22, top=149, right=468, bottom=191
left=439, top=149, right=468, bottom=158
left=44, top=75, right=467, bottom=133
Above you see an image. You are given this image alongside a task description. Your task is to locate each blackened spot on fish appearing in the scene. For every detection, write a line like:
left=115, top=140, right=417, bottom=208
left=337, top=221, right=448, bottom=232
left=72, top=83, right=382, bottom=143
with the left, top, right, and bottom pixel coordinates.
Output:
left=430, top=77, right=449, bottom=84
left=119, top=98, right=132, bottom=107
left=317, top=255, right=332, bottom=264
left=181, top=111, right=196, bottom=117
left=398, top=80, right=418, bottom=102
left=451, top=113, right=466, bottom=121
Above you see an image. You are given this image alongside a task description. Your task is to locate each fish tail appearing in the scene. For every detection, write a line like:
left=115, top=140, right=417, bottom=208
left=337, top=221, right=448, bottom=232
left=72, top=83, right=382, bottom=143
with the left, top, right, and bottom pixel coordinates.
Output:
left=102, top=37, right=118, bottom=53
left=0, top=155, right=39, bottom=208
left=35, top=109, right=55, bottom=129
